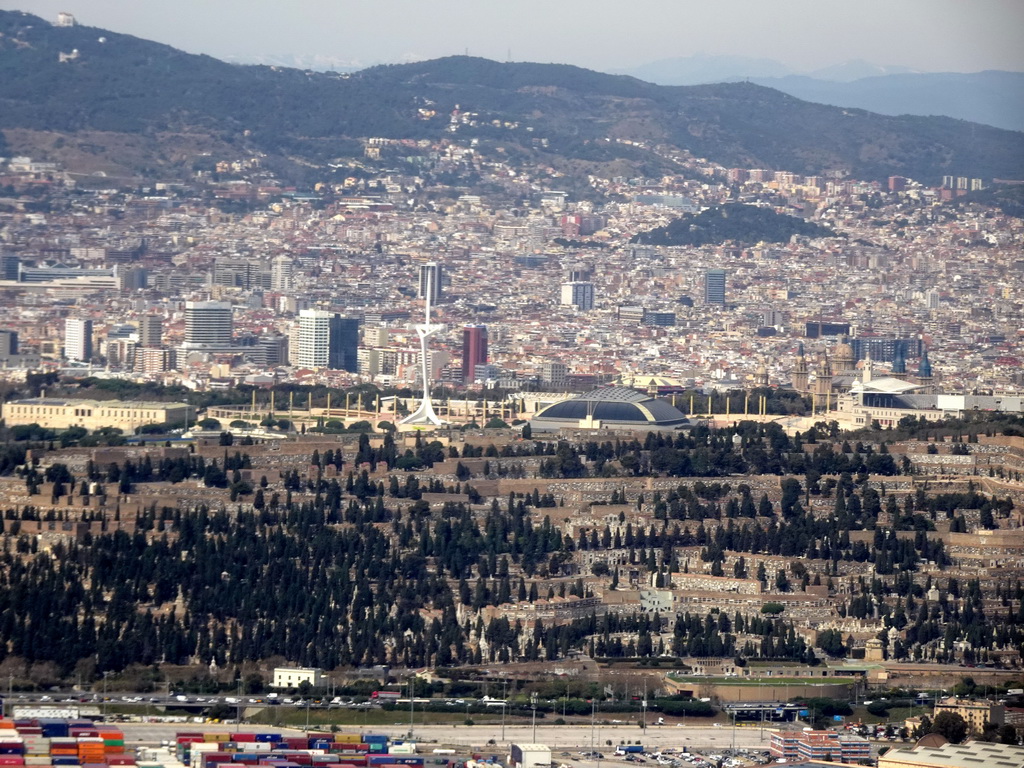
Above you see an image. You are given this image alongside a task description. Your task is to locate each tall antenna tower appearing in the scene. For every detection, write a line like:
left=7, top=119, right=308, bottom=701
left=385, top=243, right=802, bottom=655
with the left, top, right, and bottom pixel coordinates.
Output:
left=401, top=268, right=445, bottom=426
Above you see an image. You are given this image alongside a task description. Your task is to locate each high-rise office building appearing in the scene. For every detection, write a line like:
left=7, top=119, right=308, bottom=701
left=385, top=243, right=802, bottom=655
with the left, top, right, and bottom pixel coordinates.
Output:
left=541, top=361, right=569, bottom=390
left=364, top=326, right=389, bottom=348
left=297, top=310, right=331, bottom=369
left=258, top=335, right=289, bottom=366
left=64, top=318, right=93, bottom=362
left=0, top=254, right=19, bottom=282
left=561, top=281, right=595, bottom=310
left=271, top=255, right=294, bottom=292
left=184, top=301, right=233, bottom=347
left=569, top=267, right=592, bottom=283
left=329, top=315, right=360, bottom=372
left=0, top=330, right=18, bottom=360
left=138, top=315, right=163, bottom=348
left=705, top=269, right=727, bottom=306
left=418, top=262, right=443, bottom=304
left=461, top=324, right=488, bottom=384
left=117, top=266, right=147, bottom=291
left=297, top=310, right=359, bottom=371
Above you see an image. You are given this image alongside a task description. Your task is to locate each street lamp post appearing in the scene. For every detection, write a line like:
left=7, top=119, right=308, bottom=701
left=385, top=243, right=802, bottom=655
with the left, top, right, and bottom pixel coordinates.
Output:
left=102, top=672, right=110, bottom=721
left=501, top=680, right=508, bottom=743
left=590, top=699, right=596, bottom=755
left=531, top=692, right=538, bottom=743
left=641, top=678, right=647, bottom=735
left=409, top=676, right=415, bottom=741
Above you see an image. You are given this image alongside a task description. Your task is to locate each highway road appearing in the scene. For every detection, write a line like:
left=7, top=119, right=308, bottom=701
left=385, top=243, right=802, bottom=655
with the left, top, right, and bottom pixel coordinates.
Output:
left=114, top=722, right=772, bottom=751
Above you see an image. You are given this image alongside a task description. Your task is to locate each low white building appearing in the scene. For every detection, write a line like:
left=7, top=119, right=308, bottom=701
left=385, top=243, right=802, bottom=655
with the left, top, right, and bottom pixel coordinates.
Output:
left=271, top=667, right=325, bottom=690
left=510, top=744, right=551, bottom=768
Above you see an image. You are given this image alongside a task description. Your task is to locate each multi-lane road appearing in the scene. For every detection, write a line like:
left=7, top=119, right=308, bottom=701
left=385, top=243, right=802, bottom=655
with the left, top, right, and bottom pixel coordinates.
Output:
left=109, top=721, right=769, bottom=751
left=7, top=693, right=778, bottom=753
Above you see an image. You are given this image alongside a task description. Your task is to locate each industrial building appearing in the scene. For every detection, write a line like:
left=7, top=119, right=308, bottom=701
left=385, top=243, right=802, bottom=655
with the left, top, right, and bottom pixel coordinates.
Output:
left=879, top=741, right=1024, bottom=768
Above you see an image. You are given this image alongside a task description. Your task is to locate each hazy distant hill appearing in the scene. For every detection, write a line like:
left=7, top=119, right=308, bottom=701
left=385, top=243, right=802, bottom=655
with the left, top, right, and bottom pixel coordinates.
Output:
left=617, top=53, right=795, bottom=85
left=1, top=10, right=1022, bottom=184
left=752, top=71, right=1024, bottom=133
left=618, top=54, right=1023, bottom=132
left=617, top=55, right=918, bottom=86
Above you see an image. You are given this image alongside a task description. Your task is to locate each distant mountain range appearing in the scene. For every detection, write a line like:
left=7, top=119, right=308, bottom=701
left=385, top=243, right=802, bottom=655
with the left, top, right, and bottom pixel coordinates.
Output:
left=616, top=54, right=1024, bottom=132
left=616, top=54, right=919, bottom=85
left=1, top=10, right=1022, bottom=185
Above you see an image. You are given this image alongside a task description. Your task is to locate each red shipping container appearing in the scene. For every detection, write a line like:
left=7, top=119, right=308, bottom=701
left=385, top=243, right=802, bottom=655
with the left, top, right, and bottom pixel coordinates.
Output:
left=108, top=758, right=136, bottom=765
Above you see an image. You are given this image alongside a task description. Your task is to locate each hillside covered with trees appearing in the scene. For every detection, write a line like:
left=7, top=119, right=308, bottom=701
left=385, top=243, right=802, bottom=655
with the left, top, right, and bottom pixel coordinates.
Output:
left=1, top=11, right=1023, bottom=183
left=631, top=204, right=835, bottom=246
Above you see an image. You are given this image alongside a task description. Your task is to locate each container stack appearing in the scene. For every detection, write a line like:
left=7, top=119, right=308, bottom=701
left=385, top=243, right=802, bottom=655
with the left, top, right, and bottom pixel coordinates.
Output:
left=0, top=719, right=138, bottom=768
left=0, top=723, right=454, bottom=768
left=182, top=732, right=435, bottom=768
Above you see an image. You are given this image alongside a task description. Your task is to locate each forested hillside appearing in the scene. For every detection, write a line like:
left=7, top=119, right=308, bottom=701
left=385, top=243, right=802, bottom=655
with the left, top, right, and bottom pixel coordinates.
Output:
left=2, top=418, right=1021, bottom=679
left=1, top=10, right=1023, bottom=183
left=631, top=204, right=835, bottom=246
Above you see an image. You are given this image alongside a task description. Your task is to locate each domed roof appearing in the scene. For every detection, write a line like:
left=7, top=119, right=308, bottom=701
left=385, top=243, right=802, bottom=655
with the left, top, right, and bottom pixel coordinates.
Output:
left=530, top=387, right=689, bottom=432
left=834, top=341, right=854, bottom=360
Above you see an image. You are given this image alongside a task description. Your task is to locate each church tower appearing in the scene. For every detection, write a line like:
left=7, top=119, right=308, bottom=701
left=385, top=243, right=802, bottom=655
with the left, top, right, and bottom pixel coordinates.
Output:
left=790, top=344, right=810, bottom=393
left=916, top=347, right=934, bottom=390
left=813, top=354, right=833, bottom=397
left=891, top=341, right=907, bottom=377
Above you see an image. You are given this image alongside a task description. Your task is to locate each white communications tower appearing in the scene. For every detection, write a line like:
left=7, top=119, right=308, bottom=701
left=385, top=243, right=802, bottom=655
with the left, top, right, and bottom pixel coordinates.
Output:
left=400, top=268, right=445, bottom=426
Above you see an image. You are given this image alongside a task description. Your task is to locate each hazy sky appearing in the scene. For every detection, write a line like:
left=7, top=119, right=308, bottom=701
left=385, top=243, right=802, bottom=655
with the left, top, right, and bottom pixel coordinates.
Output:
left=2, top=0, right=1022, bottom=73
